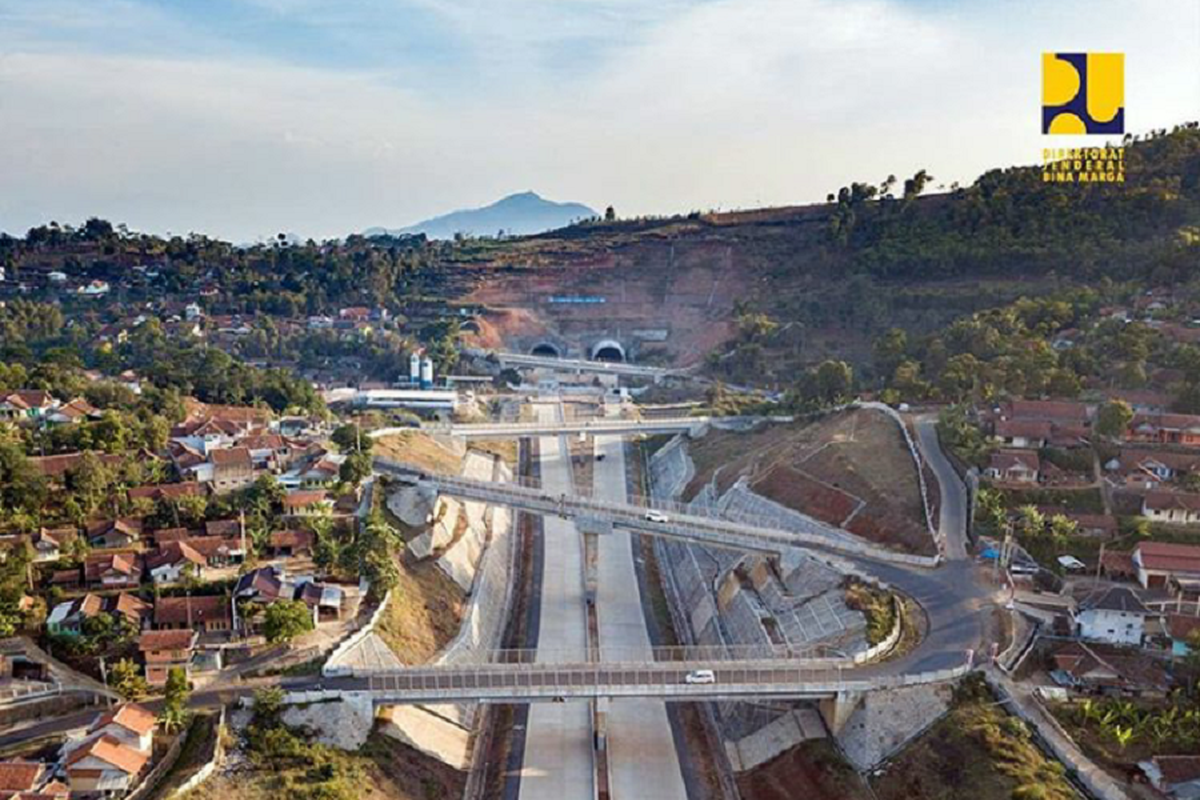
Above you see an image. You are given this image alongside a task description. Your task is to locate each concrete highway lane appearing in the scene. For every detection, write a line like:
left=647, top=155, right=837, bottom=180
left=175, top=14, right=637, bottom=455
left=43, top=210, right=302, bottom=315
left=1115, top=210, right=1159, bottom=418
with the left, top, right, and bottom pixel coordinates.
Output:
left=593, top=434, right=687, bottom=800
left=517, top=401, right=594, bottom=800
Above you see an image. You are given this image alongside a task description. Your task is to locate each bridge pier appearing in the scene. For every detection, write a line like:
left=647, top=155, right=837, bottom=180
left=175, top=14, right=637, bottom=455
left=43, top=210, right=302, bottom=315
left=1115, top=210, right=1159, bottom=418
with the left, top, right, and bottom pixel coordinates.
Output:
left=583, top=530, right=599, bottom=606
left=577, top=517, right=612, bottom=607
left=817, top=690, right=864, bottom=736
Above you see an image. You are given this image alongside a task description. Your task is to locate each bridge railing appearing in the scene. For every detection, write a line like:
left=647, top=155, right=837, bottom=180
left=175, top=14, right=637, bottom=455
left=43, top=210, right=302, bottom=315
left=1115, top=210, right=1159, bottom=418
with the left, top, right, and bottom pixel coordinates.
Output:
left=353, top=658, right=975, bottom=700
left=374, top=458, right=941, bottom=567
left=409, top=642, right=850, bottom=666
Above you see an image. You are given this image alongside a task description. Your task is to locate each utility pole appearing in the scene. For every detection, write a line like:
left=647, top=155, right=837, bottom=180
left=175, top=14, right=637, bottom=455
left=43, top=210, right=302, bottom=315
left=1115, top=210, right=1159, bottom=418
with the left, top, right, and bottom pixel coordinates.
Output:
left=98, top=655, right=113, bottom=707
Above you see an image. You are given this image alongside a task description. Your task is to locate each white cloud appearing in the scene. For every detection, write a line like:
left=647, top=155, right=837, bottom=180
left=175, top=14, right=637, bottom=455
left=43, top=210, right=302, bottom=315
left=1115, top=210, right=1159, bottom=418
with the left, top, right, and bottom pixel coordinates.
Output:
left=0, top=0, right=1196, bottom=240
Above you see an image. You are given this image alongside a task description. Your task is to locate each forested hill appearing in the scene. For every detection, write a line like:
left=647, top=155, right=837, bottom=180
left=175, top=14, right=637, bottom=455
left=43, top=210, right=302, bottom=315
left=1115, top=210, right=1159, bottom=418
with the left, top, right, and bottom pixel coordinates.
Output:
left=822, top=124, right=1200, bottom=282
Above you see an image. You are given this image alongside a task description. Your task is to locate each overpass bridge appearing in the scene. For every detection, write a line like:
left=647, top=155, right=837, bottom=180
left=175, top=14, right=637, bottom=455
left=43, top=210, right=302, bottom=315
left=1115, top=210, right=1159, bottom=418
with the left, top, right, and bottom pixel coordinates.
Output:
left=492, top=351, right=679, bottom=380
left=370, top=417, right=708, bottom=441
left=349, top=658, right=972, bottom=704
left=373, top=458, right=938, bottom=568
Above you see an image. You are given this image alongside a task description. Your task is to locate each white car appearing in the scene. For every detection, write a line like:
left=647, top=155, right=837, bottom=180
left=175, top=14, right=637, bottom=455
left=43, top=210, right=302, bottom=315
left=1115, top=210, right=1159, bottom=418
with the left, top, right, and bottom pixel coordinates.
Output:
left=684, top=669, right=716, bottom=685
left=644, top=510, right=670, bottom=524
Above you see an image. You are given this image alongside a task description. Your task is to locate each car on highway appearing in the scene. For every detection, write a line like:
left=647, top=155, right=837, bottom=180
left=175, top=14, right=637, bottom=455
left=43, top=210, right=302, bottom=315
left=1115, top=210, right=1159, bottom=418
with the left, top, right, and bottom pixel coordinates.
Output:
left=684, top=669, right=716, bottom=685
left=644, top=510, right=670, bottom=524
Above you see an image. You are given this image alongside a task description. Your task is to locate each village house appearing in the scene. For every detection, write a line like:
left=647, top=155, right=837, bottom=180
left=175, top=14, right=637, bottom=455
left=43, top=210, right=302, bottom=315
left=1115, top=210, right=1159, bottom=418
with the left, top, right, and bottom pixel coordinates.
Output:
left=234, top=566, right=342, bottom=628
left=1109, top=448, right=1200, bottom=490
left=83, top=552, right=142, bottom=589
left=0, top=760, right=53, bottom=795
left=1002, top=399, right=1091, bottom=425
left=1050, top=641, right=1170, bottom=698
left=1127, top=412, right=1200, bottom=447
left=204, top=518, right=243, bottom=538
left=282, top=490, right=333, bottom=516
left=145, top=542, right=207, bottom=584
left=267, top=529, right=313, bottom=558
left=1140, top=756, right=1200, bottom=800
left=0, top=390, right=59, bottom=422
left=208, top=447, right=256, bottom=494
left=1166, top=615, right=1200, bottom=658
left=1132, top=541, right=1200, bottom=589
left=127, top=481, right=205, bottom=505
left=1141, top=491, right=1200, bottom=526
left=993, top=419, right=1052, bottom=449
left=137, top=629, right=196, bottom=686
left=43, top=397, right=101, bottom=425
left=28, top=451, right=123, bottom=486
left=153, top=595, right=233, bottom=634
left=1075, top=586, right=1155, bottom=646
left=61, top=704, right=155, bottom=795
left=31, top=526, right=76, bottom=562
left=985, top=450, right=1041, bottom=484
left=46, top=593, right=150, bottom=637
left=86, top=518, right=144, bottom=549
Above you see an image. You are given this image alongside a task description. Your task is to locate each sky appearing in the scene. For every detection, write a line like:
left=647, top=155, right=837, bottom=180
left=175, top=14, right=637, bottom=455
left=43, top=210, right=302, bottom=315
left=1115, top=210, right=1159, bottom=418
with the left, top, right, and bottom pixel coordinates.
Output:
left=0, top=0, right=1198, bottom=242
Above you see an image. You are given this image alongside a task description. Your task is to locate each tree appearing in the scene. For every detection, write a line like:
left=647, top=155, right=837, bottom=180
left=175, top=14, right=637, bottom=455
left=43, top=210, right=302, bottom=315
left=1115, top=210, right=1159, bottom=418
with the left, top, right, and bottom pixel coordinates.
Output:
left=356, top=514, right=403, bottom=596
left=331, top=423, right=370, bottom=454
left=158, top=666, right=191, bottom=733
left=109, top=658, right=148, bottom=700
left=339, top=451, right=372, bottom=486
left=604, top=206, right=616, bottom=222
left=1095, top=399, right=1134, bottom=439
left=263, top=599, right=314, bottom=644
left=903, top=169, right=934, bottom=201
left=815, top=360, right=854, bottom=404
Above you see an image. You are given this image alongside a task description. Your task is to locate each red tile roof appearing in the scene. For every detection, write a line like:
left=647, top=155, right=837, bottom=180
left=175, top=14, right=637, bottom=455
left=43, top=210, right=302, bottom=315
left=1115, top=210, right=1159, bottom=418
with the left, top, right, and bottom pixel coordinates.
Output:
left=283, top=490, right=329, bottom=508
left=1153, top=755, right=1200, bottom=785
left=153, top=595, right=231, bottom=628
left=89, top=703, right=157, bottom=737
left=28, top=452, right=122, bottom=478
left=1166, top=614, right=1200, bottom=642
left=1006, top=400, right=1090, bottom=424
left=127, top=482, right=204, bottom=502
left=138, top=629, right=196, bottom=652
left=1135, top=541, right=1200, bottom=574
left=208, top=447, right=252, bottom=468
left=65, top=734, right=149, bottom=776
left=0, top=761, right=44, bottom=791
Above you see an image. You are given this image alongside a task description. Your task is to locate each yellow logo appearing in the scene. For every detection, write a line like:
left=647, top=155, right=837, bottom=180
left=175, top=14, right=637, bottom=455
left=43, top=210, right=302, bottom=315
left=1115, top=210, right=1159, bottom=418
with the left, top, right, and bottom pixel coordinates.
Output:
left=1042, top=53, right=1124, bottom=135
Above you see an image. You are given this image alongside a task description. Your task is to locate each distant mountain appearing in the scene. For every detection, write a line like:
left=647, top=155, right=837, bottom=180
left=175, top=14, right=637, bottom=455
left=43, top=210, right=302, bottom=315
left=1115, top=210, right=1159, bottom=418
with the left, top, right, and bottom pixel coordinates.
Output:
left=365, top=192, right=597, bottom=240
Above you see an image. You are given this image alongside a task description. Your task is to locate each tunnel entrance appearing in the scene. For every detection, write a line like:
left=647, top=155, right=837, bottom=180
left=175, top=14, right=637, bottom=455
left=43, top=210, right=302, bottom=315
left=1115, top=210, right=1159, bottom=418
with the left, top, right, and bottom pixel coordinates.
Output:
left=530, top=343, right=562, bottom=358
left=591, top=339, right=626, bottom=363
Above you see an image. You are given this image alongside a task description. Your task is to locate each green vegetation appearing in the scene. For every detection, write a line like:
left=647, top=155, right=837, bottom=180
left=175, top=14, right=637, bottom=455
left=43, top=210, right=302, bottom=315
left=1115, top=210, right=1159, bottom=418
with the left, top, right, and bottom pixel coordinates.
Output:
left=829, top=126, right=1200, bottom=282
left=844, top=580, right=897, bottom=646
left=158, top=667, right=192, bottom=733
left=262, top=600, right=315, bottom=644
left=1055, top=691, right=1200, bottom=769
left=109, top=657, right=149, bottom=701
left=875, top=675, right=1075, bottom=800
left=240, top=688, right=361, bottom=800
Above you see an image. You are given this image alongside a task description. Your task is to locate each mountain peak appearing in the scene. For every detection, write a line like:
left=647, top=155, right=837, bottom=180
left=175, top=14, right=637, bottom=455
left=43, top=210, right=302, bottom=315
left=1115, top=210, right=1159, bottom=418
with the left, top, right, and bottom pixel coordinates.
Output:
left=365, top=192, right=596, bottom=240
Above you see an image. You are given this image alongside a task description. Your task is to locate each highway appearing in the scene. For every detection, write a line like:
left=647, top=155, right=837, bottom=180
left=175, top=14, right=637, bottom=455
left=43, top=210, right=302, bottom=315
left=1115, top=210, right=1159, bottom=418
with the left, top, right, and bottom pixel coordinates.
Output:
left=517, top=401, right=594, bottom=800
left=592, top=434, right=688, bottom=800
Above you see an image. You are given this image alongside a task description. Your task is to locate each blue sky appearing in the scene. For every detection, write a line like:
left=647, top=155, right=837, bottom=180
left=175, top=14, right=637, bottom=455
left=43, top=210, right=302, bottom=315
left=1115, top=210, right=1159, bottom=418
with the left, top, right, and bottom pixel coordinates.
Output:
left=1, top=0, right=1198, bottom=241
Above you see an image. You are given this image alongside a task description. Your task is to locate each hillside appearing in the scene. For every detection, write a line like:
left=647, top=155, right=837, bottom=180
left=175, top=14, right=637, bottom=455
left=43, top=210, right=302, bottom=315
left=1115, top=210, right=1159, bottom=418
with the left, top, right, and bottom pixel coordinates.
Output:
left=366, top=191, right=597, bottom=239
left=451, top=125, right=1200, bottom=377
left=2, top=125, right=1197, bottom=390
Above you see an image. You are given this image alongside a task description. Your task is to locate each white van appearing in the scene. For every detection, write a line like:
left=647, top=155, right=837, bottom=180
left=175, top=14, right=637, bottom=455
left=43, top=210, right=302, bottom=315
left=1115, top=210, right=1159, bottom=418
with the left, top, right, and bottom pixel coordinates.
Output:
left=684, top=669, right=716, bottom=685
